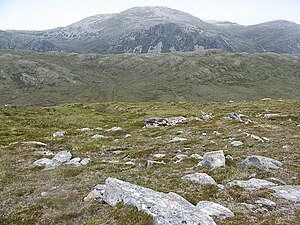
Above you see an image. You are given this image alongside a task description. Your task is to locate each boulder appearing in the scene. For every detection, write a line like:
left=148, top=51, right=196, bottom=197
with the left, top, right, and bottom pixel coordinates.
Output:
left=98, top=178, right=217, bottom=225
left=198, top=150, right=225, bottom=170
left=181, top=173, right=217, bottom=185
left=144, top=117, right=186, bottom=128
left=196, top=201, right=234, bottom=220
left=228, top=178, right=277, bottom=190
left=269, top=185, right=300, bottom=202
left=240, top=155, right=282, bottom=171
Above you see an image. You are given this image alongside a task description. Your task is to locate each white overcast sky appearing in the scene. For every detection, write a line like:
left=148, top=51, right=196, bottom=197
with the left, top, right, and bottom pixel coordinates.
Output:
left=0, top=0, right=299, bottom=30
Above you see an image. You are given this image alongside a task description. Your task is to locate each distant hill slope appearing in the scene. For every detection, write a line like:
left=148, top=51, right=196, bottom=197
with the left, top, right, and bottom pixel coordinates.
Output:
left=0, top=7, right=300, bottom=54
left=0, top=50, right=299, bottom=105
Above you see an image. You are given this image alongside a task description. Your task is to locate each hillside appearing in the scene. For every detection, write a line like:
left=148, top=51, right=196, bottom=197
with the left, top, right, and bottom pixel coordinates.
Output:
left=1, top=7, right=300, bottom=54
left=0, top=100, right=299, bottom=224
left=0, top=49, right=300, bottom=106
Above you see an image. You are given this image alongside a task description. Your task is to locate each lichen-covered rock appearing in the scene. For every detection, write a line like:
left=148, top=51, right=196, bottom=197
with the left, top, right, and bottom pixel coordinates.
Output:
left=52, top=131, right=65, bottom=137
left=269, top=185, right=300, bottom=202
left=198, top=150, right=225, bottom=170
left=52, top=151, right=72, bottom=163
left=80, top=158, right=91, bottom=166
left=33, top=158, right=53, bottom=167
left=240, top=155, right=282, bottom=171
left=230, top=141, right=243, bottom=147
left=169, top=137, right=187, bottom=143
left=196, top=201, right=234, bottom=220
left=181, top=173, right=217, bottom=186
left=99, top=178, right=216, bottom=225
left=228, top=178, right=277, bottom=189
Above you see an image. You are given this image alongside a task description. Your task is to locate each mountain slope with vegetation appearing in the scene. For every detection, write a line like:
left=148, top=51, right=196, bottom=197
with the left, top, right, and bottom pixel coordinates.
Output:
left=1, top=7, right=300, bottom=54
left=0, top=49, right=299, bottom=106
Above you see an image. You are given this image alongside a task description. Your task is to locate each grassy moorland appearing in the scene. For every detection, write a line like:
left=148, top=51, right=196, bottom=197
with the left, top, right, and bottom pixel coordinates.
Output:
left=0, top=100, right=299, bottom=224
left=0, top=49, right=300, bottom=106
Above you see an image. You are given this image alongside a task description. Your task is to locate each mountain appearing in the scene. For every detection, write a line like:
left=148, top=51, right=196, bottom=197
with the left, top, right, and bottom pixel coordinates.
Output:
left=1, top=7, right=300, bottom=54
left=1, top=49, right=299, bottom=106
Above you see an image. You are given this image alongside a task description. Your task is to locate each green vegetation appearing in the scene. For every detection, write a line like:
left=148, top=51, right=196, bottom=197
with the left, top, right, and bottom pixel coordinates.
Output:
left=0, top=100, right=299, bottom=224
left=0, top=50, right=299, bottom=106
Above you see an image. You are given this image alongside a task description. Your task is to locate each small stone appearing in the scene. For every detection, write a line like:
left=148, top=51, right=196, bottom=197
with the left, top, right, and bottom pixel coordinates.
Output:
left=106, top=127, right=122, bottom=132
left=53, top=131, right=65, bottom=137
left=196, top=201, right=234, bottom=220
left=190, top=154, right=203, bottom=160
left=181, top=173, right=218, bottom=185
left=255, top=198, right=276, bottom=208
left=146, top=160, right=166, bottom=168
left=124, top=134, right=132, bottom=138
left=76, top=128, right=93, bottom=131
left=65, top=157, right=81, bottom=166
left=153, top=153, right=166, bottom=159
left=22, top=141, right=47, bottom=146
left=200, top=113, right=213, bottom=121
left=173, top=154, right=188, bottom=163
left=261, top=98, right=272, bottom=101
left=230, top=141, right=243, bottom=147
left=41, top=192, right=48, bottom=197
left=264, top=114, right=280, bottom=119
left=213, top=131, right=222, bottom=136
left=124, top=161, right=135, bottom=165
left=35, top=150, right=54, bottom=156
left=198, top=150, right=225, bottom=170
left=91, top=134, right=106, bottom=139
left=80, top=158, right=91, bottom=166
left=169, top=137, right=187, bottom=143
left=241, top=203, right=256, bottom=210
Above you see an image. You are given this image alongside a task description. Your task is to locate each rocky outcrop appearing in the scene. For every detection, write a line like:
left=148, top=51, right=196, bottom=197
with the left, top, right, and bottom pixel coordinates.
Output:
left=144, top=117, right=187, bottom=128
left=97, top=178, right=217, bottom=225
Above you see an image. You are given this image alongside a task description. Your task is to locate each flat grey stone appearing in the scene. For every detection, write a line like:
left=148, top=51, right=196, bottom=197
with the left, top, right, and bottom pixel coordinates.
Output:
left=255, top=198, right=276, bottom=208
left=22, top=141, right=47, bottom=146
left=144, top=117, right=186, bottom=128
left=181, top=173, right=217, bottom=185
left=33, top=158, right=53, bottom=167
left=91, top=134, right=106, bottom=139
left=240, top=155, right=282, bottom=171
left=269, top=185, right=300, bottom=202
left=230, top=141, right=243, bottom=147
left=106, top=127, right=122, bottom=132
left=169, top=137, right=187, bottom=143
left=228, top=178, right=277, bottom=189
left=196, top=201, right=234, bottom=220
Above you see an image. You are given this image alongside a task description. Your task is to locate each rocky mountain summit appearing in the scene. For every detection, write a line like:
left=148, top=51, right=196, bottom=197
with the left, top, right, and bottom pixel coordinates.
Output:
left=1, top=6, right=300, bottom=54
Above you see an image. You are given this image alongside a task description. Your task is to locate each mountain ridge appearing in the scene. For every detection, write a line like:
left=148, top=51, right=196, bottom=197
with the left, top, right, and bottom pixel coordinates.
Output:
left=0, top=6, right=300, bottom=54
